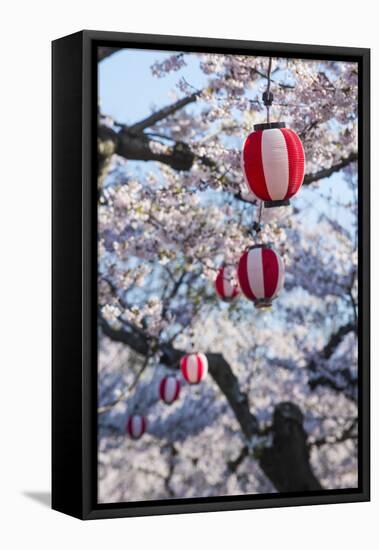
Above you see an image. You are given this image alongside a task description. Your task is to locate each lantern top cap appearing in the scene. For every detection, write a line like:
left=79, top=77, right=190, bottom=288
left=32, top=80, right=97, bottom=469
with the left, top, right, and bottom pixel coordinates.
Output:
left=247, top=243, right=274, bottom=250
left=253, top=121, right=286, bottom=131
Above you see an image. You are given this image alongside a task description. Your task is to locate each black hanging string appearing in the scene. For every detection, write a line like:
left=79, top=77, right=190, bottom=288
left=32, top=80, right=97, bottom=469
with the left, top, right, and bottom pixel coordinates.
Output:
left=251, top=57, right=273, bottom=240
left=252, top=200, right=263, bottom=240
left=262, top=57, right=273, bottom=123
left=257, top=200, right=263, bottom=225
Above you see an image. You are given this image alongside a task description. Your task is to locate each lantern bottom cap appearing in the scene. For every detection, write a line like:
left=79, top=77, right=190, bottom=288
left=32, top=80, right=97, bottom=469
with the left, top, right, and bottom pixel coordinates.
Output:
left=254, top=299, right=273, bottom=310
left=264, top=199, right=290, bottom=208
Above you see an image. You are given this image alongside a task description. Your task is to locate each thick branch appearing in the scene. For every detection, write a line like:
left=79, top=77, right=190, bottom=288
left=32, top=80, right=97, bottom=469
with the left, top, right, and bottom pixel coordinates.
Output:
left=207, top=354, right=259, bottom=438
left=323, top=322, right=356, bottom=359
left=98, top=124, right=195, bottom=172
left=100, top=317, right=150, bottom=356
left=98, top=92, right=199, bottom=178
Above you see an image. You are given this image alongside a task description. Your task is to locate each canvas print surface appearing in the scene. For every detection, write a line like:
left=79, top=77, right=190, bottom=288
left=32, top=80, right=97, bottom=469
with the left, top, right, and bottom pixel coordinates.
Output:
left=97, top=47, right=358, bottom=503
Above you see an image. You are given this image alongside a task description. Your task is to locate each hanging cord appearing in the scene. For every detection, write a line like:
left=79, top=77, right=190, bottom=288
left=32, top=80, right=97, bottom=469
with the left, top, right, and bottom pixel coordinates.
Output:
left=257, top=200, right=263, bottom=226
left=262, top=57, right=273, bottom=123
left=249, top=57, right=273, bottom=241
left=188, top=328, right=195, bottom=353
left=252, top=200, right=264, bottom=241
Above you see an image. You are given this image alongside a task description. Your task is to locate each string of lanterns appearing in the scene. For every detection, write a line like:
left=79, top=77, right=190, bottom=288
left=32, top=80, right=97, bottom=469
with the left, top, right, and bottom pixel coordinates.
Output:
left=124, top=57, right=305, bottom=440
left=215, top=56, right=305, bottom=310
left=125, top=354, right=208, bottom=439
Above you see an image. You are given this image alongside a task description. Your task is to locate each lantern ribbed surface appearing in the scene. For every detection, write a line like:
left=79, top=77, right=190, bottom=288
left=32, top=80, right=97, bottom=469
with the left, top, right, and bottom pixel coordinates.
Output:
left=159, top=376, right=181, bottom=405
left=242, top=126, right=304, bottom=204
left=214, top=266, right=239, bottom=301
left=180, top=353, right=208, bottom=384
left=126, top=414, right=147, bottom=439
left=237, top=245, right=285, bottom=306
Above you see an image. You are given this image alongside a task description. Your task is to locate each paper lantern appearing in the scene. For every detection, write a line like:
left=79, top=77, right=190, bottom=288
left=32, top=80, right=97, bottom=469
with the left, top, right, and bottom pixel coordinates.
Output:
left=180, top=353, right=208, bottom=384
left=159, top=375, right=181, bottom=405
left=237, top=244, right=285, bottom=308
left=126, top=414, right=147, bottom=440
left=215, top=266, right=239, bottom=301
left=241, top=122, right=305, bottom=207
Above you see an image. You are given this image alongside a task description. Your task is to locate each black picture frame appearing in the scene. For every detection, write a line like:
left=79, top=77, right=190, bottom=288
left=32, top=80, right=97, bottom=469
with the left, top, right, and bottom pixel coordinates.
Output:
left=52, top=30, right=370, bottom=520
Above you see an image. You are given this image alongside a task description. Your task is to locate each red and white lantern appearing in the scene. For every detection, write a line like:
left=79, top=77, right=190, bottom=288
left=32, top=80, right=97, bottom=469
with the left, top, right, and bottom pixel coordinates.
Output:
left=241, top=122, right=305, bottom=207
left=215, top=266, right=239, bottom=301
left=237, top=244, right=285, bottom=308
left=180, top=353, right=208, bottom=384
left=159, top=376, right=181, bottom=405
left=126, top=414, right=147, bottom=440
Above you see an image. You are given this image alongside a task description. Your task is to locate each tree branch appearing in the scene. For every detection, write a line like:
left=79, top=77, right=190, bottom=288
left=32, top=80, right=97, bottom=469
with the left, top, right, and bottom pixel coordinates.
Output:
left=128, top=92, right=199, bottom=133
left=308, top=322, right=357, bottom=399
left=98, top=47, right=122, bottom=62
left=303, top=152, right=357, bottom=186
left=98, top=124, right=195, bottom=172
left=100, top=317, right=150, bottom=356
left=310, top=419, right=358, bottom=448
left=322, top=322, right=356, bottom=360
left=227, top=446, right=249, bottom=472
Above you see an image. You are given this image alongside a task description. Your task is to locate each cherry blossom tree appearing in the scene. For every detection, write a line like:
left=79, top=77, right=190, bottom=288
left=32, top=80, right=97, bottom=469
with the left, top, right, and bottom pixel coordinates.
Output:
left=97, top=47, right=358, bottom=502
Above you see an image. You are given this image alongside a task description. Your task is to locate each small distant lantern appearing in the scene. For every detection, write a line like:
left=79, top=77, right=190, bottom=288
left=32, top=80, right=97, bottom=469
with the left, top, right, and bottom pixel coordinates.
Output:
left=214, top=266, right=239, bottom=301
left=159, top=376, right=181, bottom=405
left=180, top=353, right=208, bottom=384
left=237, top=244, right=285, bottom=308
left=241, top=122, right=305, bottom=207
left=126, top=414, right=147, bottom=440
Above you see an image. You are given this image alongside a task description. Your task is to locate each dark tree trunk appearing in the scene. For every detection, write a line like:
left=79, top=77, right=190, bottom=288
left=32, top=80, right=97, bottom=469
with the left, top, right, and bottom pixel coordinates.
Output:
left=260, top=402, right=322, bottom=491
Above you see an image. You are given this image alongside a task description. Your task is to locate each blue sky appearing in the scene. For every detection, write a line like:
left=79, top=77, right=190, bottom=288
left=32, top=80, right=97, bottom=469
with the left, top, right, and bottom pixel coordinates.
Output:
left=99, top=48, right=206, bottom=125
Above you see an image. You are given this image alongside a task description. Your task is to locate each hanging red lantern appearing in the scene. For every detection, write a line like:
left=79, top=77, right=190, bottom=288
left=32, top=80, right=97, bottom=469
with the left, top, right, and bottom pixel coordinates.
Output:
left=237, top=244, right=285, bottom=308
left=180, top=353, right=208, bottom=384
left=126, top=414, right=147, bottom=440
left=159, top=375, right=181, bottom=405
left=241, top=122, right=305, bottom=207
left=214, top=266, right=239, bottom=301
